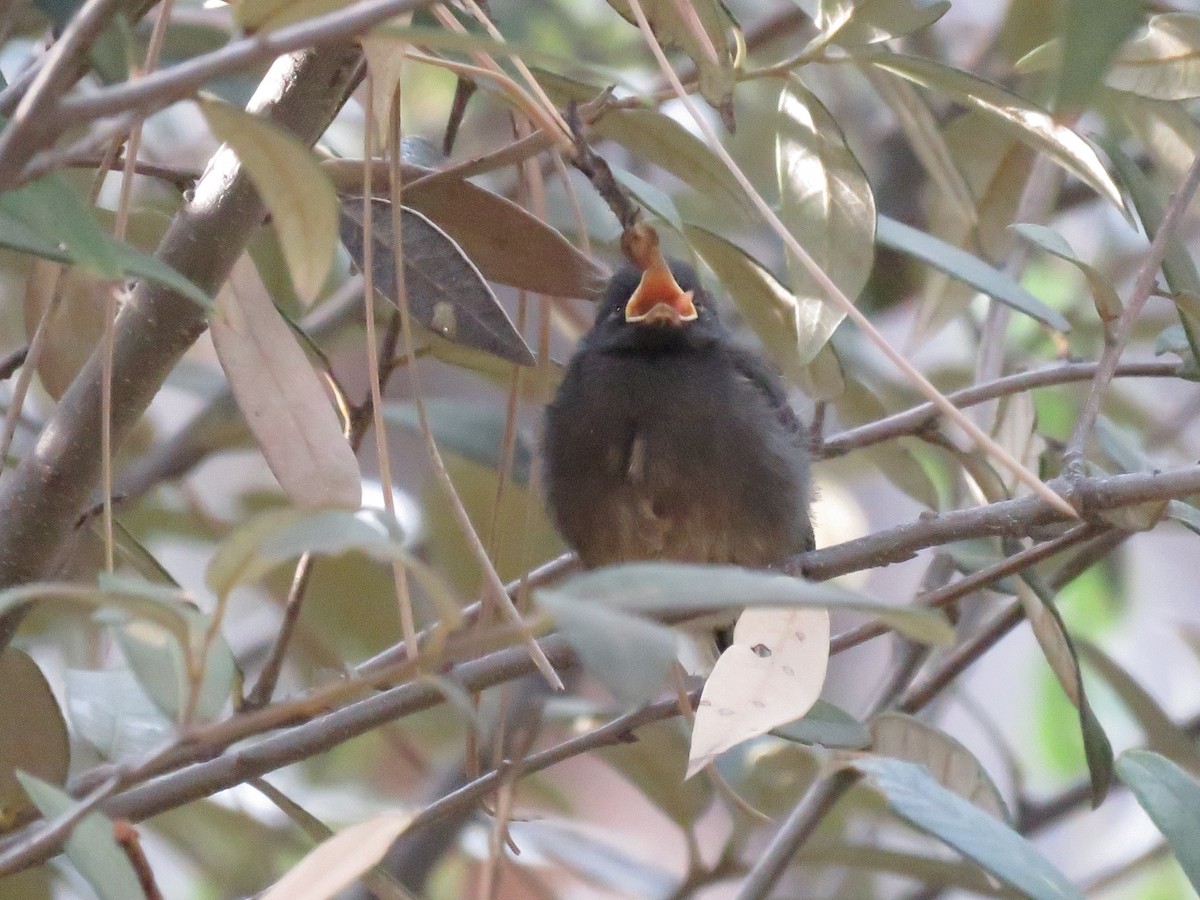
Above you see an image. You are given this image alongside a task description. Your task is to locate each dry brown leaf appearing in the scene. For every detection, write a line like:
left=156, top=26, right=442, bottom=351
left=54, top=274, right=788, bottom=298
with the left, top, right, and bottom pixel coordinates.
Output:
left=211, top=254, right=361, bottom=510
left=686, top=607, right=830, bottom=778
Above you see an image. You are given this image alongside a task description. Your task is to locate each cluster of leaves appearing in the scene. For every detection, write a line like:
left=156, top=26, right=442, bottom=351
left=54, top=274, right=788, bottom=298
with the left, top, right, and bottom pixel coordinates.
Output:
left=2, top=0, right=1200, bottom=898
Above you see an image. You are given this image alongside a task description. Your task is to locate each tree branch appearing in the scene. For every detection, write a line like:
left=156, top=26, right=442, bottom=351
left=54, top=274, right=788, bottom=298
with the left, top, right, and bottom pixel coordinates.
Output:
left=0, top=44, right=366, bottom=645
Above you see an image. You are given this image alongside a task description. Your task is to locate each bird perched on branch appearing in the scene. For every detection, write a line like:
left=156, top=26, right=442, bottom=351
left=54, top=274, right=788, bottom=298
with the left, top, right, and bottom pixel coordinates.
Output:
left=543, top=228, right=815, bottom=575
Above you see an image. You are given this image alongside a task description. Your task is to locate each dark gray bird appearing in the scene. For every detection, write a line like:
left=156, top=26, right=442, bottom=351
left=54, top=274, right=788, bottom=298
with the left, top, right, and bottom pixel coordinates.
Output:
left=543, top=256, right=815, bottom=574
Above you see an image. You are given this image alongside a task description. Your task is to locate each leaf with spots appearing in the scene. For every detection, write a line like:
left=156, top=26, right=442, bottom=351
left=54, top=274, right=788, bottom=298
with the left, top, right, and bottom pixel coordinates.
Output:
left=340, top=199, right=534, bottom=366
left=686, top=607, right=830, bottom=777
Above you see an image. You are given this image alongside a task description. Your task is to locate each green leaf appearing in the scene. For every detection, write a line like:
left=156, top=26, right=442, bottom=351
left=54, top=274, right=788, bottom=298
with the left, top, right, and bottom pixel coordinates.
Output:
left=772, top=699, right=871, bottom=750
left=869, top=712, right=1010, bottom=821
left=877, top=215, right=1071, bottom=331
left=199, top=98, right=339, bottom=304
left=545, top=563, right=955, bottom=645
left=1010, top=223, right=1122, bottom=323
left=684, top=225, right=806, bottom=383
left=853, top=758, right=1083, bottom=900
left=605, top=0, right=738, bottom=127
left=205, top=507, right=451, bottom=618
left=1, top=176, right=120, bottom=277
left=1117, top=750, right=1200, bottom=891
left=0, top=185, right=210, bottom=307
left=1017, top=580, right=1113, bottom=805
left=862, top=51, right=1130, bottom=219
left=17, top=773, right=144, bottom=900
left=1108, top=13, right=1200, bottom=100
left=598, top=722, right=714, bottom=827
left=1056, top=0, right=1143, bottom=111
left=1079, top=642, right=1200, bottom=774
left=776, top=81, right=876, bottom=363
left=536, top=590, right=677, bottom=707
left=612, top=166, right=683, bottom=235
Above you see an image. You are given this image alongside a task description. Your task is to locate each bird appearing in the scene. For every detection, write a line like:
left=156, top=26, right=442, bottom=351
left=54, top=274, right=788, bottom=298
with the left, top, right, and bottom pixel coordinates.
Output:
left=542, top=250, right=815, bottom=580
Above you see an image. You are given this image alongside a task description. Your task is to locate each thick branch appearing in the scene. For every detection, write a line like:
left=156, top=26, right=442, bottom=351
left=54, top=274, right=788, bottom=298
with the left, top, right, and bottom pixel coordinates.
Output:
left=0, top=45, right=365, bottom=638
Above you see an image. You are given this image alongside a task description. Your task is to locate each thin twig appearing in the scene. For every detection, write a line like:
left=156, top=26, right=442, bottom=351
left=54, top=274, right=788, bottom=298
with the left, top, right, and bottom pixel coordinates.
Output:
left=0, top=775, right=121, bottom=877
left=112, top=820, right=163, bottom=900
left=1066, top=150, right=1200, bottom=465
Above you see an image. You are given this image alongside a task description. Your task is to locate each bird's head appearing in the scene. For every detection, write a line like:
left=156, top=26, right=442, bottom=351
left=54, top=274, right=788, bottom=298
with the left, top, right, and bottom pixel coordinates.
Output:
left=591, top=257, right=724, bottom=351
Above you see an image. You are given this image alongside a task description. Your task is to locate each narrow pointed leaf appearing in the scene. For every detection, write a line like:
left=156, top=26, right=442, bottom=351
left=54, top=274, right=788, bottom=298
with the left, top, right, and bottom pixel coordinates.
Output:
left=1116, top=750, right=1200, bottom=890
left=1057, top=0, right=1142, bottom=110
left=877, top=215, right=1071, bottom=331
left=17, top=773, right=143, bottom=900
left=211, top=254, right=362, bottom=510
left=1010, top=223, right=1121, bottom=322
left=340, top=199, right=535, bottom=365
left=776, top=81, right=876, bottom=363
left=854, top=758, right=1084, bottom=900
left=199, top=98, right=339, bottom=305
left=772, top=699, right=871, bottom=749
left=545, top=563, right=954, bottom=645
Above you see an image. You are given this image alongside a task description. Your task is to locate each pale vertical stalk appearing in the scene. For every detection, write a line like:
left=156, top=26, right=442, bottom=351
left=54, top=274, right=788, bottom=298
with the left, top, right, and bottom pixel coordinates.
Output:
left=622, top=0, right=1077, bottom=519
left=103, top=0, right=177, bottom=572
left=362, top=76, right=419, bottom=658
left=375, top=71, right=562, bottom=690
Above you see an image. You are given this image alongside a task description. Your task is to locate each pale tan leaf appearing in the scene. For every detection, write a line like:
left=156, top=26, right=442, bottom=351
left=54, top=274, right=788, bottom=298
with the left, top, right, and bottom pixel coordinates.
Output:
left=261, top=810, right=413, bottom=900
left=1108, top=13, right=1200, bottom=100
left=776, top=82, right=876, bottom=363
left=199, top=98, right=339, bottom=305
left=870, top=712, right=1009, bottom=821
left=361, top=33, right=409, bottom=146
left=0, top=649, right=70, bottom=828
left=686, top=607, right=830, bottom=778
left=23, top=261, right=105, bottom=400
left=211, top=254, right=361, bottom=510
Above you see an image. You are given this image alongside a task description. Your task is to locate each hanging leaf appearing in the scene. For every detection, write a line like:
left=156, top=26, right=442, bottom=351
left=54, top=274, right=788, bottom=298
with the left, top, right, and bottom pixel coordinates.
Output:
left=340, top=199, right=535, bottom=365
left=869, top=712, right=1009, bottom=821
left=17, top=773, right=144, bottom=900
left=1079, top=642, right=1200, bottom=775
left=0, top=650, right=70, bottom=829
left=687, top=607, right=830, bottom=777
left=1010, top=223, right=1122, bottom=324
left=862, top=51, right=1131, bottom=219
left=1108, top=13, right=1200, bottom=100
left=776, top=81, right=876, bottom=363
left=210, top=254, right=362, bottom=510
left=1116, top=750, right=1200, bottom=891
left=199, top=97, right=339, bottom=305
left=853, top=758, right=1084, bottom=900
left=685, top=225, right=806, bottom=383
left=260, top=810, right=413, bottom=900
left=536, top=589, right=678, bottom=707
left=605, top=0, right=738, bottom=129
left=543, top=563, right=954, bottom=645
left=1015, top=580, right=1113, bottom=805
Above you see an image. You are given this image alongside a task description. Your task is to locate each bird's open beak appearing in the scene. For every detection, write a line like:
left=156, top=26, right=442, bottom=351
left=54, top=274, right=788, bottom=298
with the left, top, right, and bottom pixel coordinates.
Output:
left=625, top=261, right=697, bottom=326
